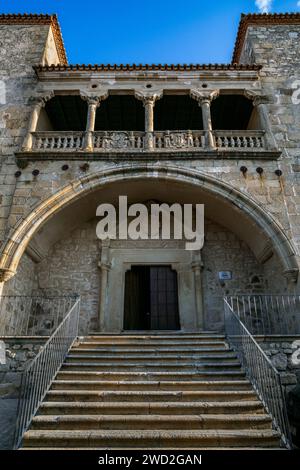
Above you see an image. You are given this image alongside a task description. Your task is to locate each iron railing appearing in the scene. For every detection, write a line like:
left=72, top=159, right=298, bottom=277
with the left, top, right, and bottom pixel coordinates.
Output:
left=0, top=296, right=76, bottom=336
left=13, top=296, right=80, bottom=448
left=224, top=298, right=292, bottom=448
left=225, top=294, right=300, bottom=335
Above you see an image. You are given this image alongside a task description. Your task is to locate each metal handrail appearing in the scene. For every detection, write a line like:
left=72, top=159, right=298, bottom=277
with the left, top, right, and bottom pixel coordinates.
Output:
left=13, top=296, right=80, bottom=449
left=225, top=294, right=300, bottom=335
left=0, top=295, right=77, bottom=336
left=224, top=298, right=292, bottom=448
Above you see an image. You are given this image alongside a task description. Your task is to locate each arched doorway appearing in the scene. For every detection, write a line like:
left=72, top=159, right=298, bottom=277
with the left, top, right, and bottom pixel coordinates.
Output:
left=0, top=164, right=297, bottom=333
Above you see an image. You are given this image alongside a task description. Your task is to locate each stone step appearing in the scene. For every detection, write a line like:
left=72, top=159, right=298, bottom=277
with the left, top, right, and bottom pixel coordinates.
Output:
left=72, top=346, right=232, bottom=354
left=22, top=429, right=280, bottom=448
left=51, top=379, right=252, bottom=391
left=76, top=341, right=228, bottom=349
left=81, top=336, right=225, bottom=342
left=45, top=390, right=258, bottom=403
left=66, top=353, right=237, bottom=363
left=30, top=414, right=273, bottom=431
left=56, top=370, right=246, bottom=381
left=61, top=361, right=241, bottom=371
left=79, top=330, right=225, bottom=341
left=39, top=400, right=265, bottom=416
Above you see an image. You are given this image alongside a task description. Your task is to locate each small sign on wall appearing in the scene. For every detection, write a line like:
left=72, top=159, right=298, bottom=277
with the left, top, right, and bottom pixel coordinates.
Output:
left=218, top=271, right=232, bottom=281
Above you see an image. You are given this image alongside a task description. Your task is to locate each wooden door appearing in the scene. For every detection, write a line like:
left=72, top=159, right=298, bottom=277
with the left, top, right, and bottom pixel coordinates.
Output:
left=123, top=266, right=180, bottom=331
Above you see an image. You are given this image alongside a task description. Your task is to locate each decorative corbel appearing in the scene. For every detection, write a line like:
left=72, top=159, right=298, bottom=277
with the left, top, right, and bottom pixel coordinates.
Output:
left=0, top=268, right=16, bottom=283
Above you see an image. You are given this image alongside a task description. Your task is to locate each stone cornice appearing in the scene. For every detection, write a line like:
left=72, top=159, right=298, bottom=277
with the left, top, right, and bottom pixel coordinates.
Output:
left=0, top=13, right=67, bottom=65
left=233, top=13, right=300, bottom=64
left=15, top=149, right=282, bottom=161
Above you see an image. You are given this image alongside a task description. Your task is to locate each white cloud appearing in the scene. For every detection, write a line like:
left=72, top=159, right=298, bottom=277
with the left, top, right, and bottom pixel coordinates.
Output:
left=255, top=0, right=273, bottom=13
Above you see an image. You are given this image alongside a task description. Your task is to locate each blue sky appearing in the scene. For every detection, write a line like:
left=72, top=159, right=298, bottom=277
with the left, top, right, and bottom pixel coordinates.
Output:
left=0, top=0, right=299, bottom=63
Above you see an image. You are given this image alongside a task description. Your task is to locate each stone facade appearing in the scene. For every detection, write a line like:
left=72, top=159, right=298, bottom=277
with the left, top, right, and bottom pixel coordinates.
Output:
left=0, top=13, right=299, bottom=335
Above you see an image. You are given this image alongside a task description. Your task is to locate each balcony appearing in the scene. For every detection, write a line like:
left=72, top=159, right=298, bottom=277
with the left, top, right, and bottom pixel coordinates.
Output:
left=29, top=129, right=266, bottom=152
left=18, top=92, right=279, bottom=160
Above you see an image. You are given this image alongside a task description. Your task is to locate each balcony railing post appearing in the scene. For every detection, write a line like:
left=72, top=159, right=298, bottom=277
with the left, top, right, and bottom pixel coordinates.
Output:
left=190, top=89, right=219, bottom=150
left=21, top=94, right=53, bottom=151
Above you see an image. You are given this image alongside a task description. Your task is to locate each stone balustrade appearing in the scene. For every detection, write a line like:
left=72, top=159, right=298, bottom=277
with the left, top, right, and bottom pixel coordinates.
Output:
left=93, top=131, right=144, bottom=150
left=32, top=131, right=85, bottom=151
left=28, top=129, right=267, bottom=153
left=153, top=130, right=205, bottom=149
left=214, top=130, right=266, bottom=149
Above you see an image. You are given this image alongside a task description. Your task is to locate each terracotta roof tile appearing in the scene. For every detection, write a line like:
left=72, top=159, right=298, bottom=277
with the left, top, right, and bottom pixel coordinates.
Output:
left=34, top=63, right=262, bottom=72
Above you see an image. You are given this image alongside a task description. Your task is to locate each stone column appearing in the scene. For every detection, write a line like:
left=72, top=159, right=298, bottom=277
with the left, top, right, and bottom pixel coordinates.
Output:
left=98, top=240, right=111, bottom=331
left=144, top=97, right=155, bottom=149
left=21, top=96, right=50, bottom=151
left=190, top=90, right=219, bottom=149
left=98, top=262, right=111, bottom=331
left=244, top=91, right=277, bottom=150
left=192, top=252, right=204, bottom=330
left=83, top=97, right=100, bottom=151
left=135, top=92, right=162, bottom=150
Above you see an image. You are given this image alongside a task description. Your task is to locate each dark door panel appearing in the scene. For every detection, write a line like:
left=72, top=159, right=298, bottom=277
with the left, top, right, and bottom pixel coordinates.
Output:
left=123, top=265, right=180, bottom=331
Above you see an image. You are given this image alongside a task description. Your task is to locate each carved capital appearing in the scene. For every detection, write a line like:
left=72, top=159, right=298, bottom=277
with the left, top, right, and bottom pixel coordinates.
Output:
left=256, top=241, right=273, bottom=264
left=283, top=268, right=299, bottom=284
left=81, top=92, right=108, bottom=107
left=191, top=261, right=203, bottom=273
left=190, top=89, right=219, bottom=105
left=244, top=90, right=272, bottom=106
left=0, top=268, right=16, bottom=283
left=98, top=262, right=111, bottom=272
left=28, top=91, right=54, bottom=109
left=134, top=91, right=163, bottom=107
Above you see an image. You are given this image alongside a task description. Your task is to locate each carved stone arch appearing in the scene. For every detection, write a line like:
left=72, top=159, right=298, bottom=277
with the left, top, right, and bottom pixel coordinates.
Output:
left=0, top=163, right=298, bottom=283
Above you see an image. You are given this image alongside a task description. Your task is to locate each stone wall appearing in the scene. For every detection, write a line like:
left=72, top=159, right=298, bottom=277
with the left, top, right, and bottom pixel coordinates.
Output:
left=0, top=22, right=56, bottom=246
left=2, top=252, right=37, bottom=296
left=28, top=217, right=284, bottom=333
left=0, top=337, right=45, bottom=450
left=239, top=23, right=300, bottom=272
left=201, top=220, right=284, bottom=331
left=254, top=335, right=300, bottom=447
left=258, top=337, right=300, bottom=387
left=0, top=337, right=44, bottom=377
left=36, top=219, right=100, bottom=333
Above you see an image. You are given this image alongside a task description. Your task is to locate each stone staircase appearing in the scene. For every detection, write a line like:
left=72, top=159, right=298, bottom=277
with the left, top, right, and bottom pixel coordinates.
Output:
left=22, top=333, right=281, bottom=449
